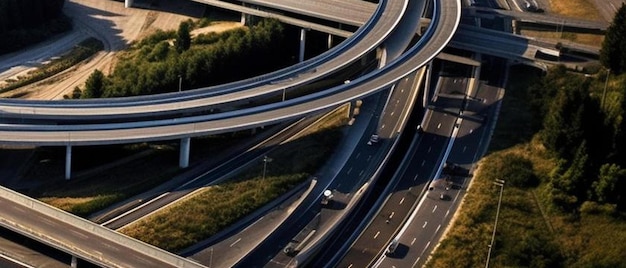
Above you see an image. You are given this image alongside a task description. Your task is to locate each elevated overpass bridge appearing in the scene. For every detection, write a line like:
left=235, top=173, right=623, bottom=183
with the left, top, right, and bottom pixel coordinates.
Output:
left=0, top=0, right=592, bottom=266
left=0, top=0, right=462, bottom=266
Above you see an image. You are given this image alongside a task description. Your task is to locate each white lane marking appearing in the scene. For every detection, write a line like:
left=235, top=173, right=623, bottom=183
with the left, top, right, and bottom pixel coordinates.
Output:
left=436, top=224, right=441, bottom=233
left=422, top=221, right=428, bottom=228
left=389, top=212, right=395, bottom=219
left=432, top=205, right=437, bottom=213
left=230, top=237, right=242, bottom=247
left=347, top=167, right=352, bottom=174
left=411, top=237, right=416, bottom=245
left=421, top=160, right=426, bottom=167
left=356, top=152, right=361, bottom=159
left=437, top=123, right=442, bottom=128
left=399, top=197, right=405, bottom=205
left=359, top=170, right=364, bottom=176
left=428, top=147, right=432, bottom=153
left=374, top=231, right=380, bottom=239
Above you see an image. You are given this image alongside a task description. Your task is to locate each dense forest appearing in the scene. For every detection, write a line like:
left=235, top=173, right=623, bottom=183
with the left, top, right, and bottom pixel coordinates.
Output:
left=0, top=0, right=71, bottom=55
left=73, top=18, right=298, bottom=98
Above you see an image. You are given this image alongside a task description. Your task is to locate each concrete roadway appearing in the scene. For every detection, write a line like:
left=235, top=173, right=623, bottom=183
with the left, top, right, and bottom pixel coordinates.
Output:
left=236, top=0, right=376, bottom=26
left=335, top=74, right=465, bottom=268
left=378, top=67, right=504, bottom=267
left=0, top=197, right=180, bottom=268
left=233, top=62, right=424, bottom=267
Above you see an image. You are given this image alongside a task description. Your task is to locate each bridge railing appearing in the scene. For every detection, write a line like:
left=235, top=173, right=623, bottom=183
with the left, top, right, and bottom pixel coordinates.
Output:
left=0, top=186, right=206, bottom=268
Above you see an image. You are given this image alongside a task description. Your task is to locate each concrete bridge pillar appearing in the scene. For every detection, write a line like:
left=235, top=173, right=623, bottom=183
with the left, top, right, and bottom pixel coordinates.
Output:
left=71, top=255, right=78, bottom=267
left=125, top=0, right=133, bottom=8
left=299, top=28, right=308, bottom=62
left=423, top=62, right=432, bottom=108
left=179, top=137, right=190, bottom=168
left=65, top=145, right=72, bottom=180
left=327, top=34, right=333, bottom=49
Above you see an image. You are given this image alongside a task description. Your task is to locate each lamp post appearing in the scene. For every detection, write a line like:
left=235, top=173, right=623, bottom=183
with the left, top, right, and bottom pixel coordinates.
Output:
left=262, top=155, right=272, bottom=180
left=485, top=179, right=505, bottom=268
left=178, top=75, right=182, bottom=92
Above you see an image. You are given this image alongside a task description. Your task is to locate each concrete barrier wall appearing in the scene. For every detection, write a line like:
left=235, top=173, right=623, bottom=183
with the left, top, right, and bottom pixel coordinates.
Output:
left=0, top=186, right=206, bottom=268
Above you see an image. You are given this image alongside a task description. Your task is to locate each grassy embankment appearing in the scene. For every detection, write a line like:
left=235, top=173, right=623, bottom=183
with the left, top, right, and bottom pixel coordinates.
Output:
left=519, top=0, right=605, bottom=47
left=426, top=66, right=626, bottom=267
left=0, top=37, right=103, bottom=96
left=26, top=100, right=347, bottom=253
left=119, top=105, right=349, bottom=252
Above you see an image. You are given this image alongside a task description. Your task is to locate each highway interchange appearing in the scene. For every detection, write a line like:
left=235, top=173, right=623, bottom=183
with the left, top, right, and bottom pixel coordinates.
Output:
left=0, top=0, right=608, bottom=267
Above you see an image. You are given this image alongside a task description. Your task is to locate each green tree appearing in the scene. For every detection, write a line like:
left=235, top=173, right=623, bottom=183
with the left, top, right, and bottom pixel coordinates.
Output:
left=175, top=20, right=191, bottom=53
left=590, top=163, right=625, bottom=204
left=600, top=3, right=626, bottom=74
left=541, top=85, right=586, bottom=160
left=82, top=69, right=106, bottom=98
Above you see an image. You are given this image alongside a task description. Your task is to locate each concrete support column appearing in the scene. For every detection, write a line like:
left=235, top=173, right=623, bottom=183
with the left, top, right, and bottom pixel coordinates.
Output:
left=299, top=28, right=307, bottom=62
left=179, top=137, right=191, bottom=168
left=65, top=145, right=72, bottom=180
left=240, top=13, right=246, bottom=25
left=423, top=62, right=432, bottom=108
left=125, top=0, right=133, bottom=8
left=327, top=34, right=333, bottom=49
left=468, top=53, right=482, bottom=97
left=71, top=255, right=78, bottom=268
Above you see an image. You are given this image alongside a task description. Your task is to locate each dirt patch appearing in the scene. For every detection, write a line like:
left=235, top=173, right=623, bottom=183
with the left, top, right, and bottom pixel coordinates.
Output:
left=549, top=0, right=602, bottom=21
left=191, top=21, right=243, bottom=37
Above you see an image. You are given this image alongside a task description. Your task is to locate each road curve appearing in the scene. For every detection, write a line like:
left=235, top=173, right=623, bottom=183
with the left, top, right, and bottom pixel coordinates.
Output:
left=0, top=0, right=461, bottom=147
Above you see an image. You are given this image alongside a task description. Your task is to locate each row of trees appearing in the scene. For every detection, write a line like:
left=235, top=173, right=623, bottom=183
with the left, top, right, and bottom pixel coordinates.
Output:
left=533, top=3, right=626, bottom=214
left=0, top=0, right=70, bottom=55
left=74, top=18, right=297, bottom=98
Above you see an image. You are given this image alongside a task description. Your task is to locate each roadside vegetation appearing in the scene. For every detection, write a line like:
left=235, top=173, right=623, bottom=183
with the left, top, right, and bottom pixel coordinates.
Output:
left=70, top=17, right=298, bottom=98
left=427, top=5, right=626, bottom=267
left=120, top=106, right=348, bottom=252
left=0, top=38, right=103, bottom=95
left=27, top=131, right=256, bottom=217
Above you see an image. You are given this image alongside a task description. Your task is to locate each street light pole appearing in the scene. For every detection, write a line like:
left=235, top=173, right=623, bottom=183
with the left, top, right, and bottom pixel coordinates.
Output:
left=485, top=179, right=505, bottom=268
left=262, top=155, right=272, bottom=180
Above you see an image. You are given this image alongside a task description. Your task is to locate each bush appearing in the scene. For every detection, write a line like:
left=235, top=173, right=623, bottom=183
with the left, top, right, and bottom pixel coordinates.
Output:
left=580, top=201, right=617, bottom=216
left=482, top=153, right=539, bottom=188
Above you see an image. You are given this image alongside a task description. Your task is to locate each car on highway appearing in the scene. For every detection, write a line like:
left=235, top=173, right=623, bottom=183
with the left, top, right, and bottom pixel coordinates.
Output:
left=443, top=161, right=466, bottom=176
left=367, top=134, right=380, bottom=145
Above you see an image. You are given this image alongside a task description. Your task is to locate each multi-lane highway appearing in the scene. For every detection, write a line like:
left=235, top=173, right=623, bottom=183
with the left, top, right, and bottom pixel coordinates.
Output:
left=0, top=0, right=462, bottom=266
